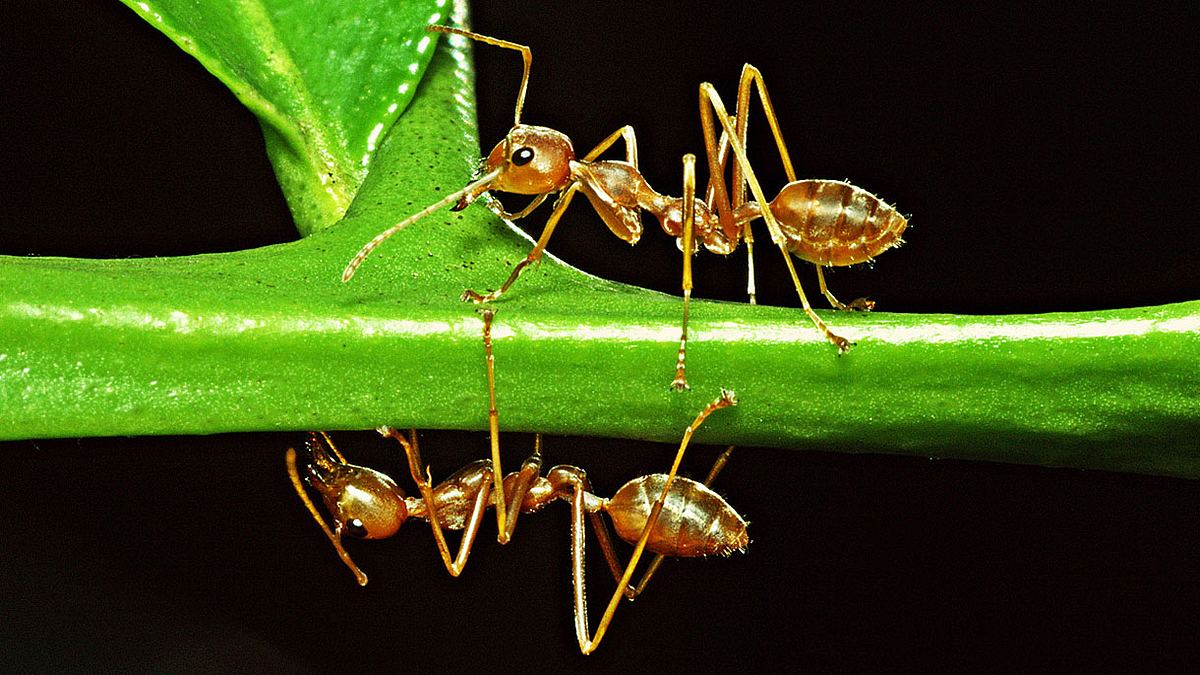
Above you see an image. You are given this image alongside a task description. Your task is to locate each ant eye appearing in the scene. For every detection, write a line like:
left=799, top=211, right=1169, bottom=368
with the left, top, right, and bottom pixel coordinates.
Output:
left=512, top=147, right=535, bottom=166
left=344, top=518, right=368, bottom=538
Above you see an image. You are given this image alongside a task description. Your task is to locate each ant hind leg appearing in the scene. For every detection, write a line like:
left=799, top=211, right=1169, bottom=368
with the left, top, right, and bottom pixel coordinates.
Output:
left=605, top=445, right=737, bottom=600
left=378, top=427, right=492, bottom=577
left=816, top=265, right=875, bottom=311
left=700, top=82, right=853, bottom=353
left=571, top=390, right=737, bottom=654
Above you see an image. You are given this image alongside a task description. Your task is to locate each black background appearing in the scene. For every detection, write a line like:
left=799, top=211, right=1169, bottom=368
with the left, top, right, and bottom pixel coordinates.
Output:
left=2, top=1, right=1198, bottom=671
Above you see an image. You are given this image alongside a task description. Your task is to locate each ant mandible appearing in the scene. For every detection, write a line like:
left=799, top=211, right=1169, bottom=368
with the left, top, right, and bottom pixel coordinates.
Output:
left=286, top=310, right=744, bottom=653
left=342, top=25, right=908, bottom=390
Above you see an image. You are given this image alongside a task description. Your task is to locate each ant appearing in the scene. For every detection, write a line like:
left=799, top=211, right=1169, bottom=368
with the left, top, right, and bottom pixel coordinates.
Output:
left=342, top=25, right=908, bottom=390
left=286, top=310, right=743, bottom=653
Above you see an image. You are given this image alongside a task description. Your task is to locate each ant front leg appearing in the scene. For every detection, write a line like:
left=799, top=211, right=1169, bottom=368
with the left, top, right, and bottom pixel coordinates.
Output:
left=378, top=427, right=492, bottom=577
left=461, top=182, right=583, bottom=304
left=482, top=308, right=510, bottom=542
left=482, top=308, right=546, bottom=543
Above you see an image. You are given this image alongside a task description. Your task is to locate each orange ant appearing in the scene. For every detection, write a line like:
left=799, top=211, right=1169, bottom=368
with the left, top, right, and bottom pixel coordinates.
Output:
left=342, top=25, right=908, bottom=390
left=286, top=310, right=744, bottom=653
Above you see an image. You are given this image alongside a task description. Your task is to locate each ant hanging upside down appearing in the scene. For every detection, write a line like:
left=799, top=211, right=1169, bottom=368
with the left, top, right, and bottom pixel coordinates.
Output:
left=286, top=310, right=744, bottom=654
left=342, top=25, right=909, bottom=390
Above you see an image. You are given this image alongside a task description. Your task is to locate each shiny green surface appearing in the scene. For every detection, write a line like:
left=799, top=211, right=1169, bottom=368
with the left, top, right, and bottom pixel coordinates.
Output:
left=119, top=0, right=447, bottom=234
left=1, top=2, right=1197, bottom=477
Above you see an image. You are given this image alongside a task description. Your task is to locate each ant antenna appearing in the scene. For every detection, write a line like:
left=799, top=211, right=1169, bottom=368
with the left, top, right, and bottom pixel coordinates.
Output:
left=342, top=28, right=535, bottom=282
left=317, top=431, right=347, bottom=463
left=285, top=447, right=369, bottom=586
left=342, top=167, right=501, bottom=281
left=428, top=25, right=532, bottom=126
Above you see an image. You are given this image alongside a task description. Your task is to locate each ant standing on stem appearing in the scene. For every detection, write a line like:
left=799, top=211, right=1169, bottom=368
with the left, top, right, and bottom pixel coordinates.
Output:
left=342, top=25, right=909, bottom=391
left=286, top=309, right=745, bottom=653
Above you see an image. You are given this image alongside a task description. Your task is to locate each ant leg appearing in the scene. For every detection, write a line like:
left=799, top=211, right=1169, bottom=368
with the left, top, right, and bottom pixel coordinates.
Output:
left=479, top=309, right=548, bottom=542
left=699, top=88, right=739, bottom=245
left=732, top=64, right=798, bottom=197
left=591, top=445, right=737, bottom=600
left=565, top=473, right=593, bottom=651
left=728, top=64, right=799, bottom=307
left=711, top=136, right=760, bottom=308
left=701, top=445, right=736, bottom=485
left=816, top=265, right=875, bottom=311
left=582, top=125, right=639, bottom=165
left=700, top=83, right=853, bottom=353
left=285, top=448, right=369, bottom=586
left=489, top=192, right=549, bottom=221
left=699, top=92, right=757, bottom=304
left=589, top=509, right=631, bottom=598
left=462, top=182, right=582, bottom=304
left=731, top=66, right=800, bottom=306
left=379, top=427, right=492, bottom=577
left=744, top=217, right=758, bottom=305
left=627, top=446, right=736, bottom=598
left=780, top=247, right=853, bottom=352
left=672, top=154, right=697, bottom=391
left=481, top=308, right=510, bottom=542
left=733, top=66, right=874, bottom=313
left=478, top=310, right=551, bottom=541
left=500, top=434, right=544, bottom=542
left=575, top=390, right=737, bottom=654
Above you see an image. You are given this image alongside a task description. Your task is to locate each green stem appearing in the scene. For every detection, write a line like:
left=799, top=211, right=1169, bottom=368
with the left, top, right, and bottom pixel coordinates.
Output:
left=2, top=242, right=1198, bottom=476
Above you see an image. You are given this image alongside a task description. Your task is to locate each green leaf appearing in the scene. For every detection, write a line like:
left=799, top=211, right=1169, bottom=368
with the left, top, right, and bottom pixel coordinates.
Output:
left=119, top=0, right=449, bottom=235
left=1, top=2, right=1198, bottom=479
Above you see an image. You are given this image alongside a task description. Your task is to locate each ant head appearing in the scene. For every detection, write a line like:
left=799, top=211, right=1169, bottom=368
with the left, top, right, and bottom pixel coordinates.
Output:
left=453, top=125, right=575, bottom=210
left=309, top=461, right=409, bottom=540
left=332, top=466, right=409, bottom=540
left=341, top=29, right=575, bottom=282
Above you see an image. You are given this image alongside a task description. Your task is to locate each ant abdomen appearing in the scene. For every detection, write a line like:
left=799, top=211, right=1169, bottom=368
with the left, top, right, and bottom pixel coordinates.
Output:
left=770, top=179, right=908, bottom=266
left=606, top=474, right=748, bottom=557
